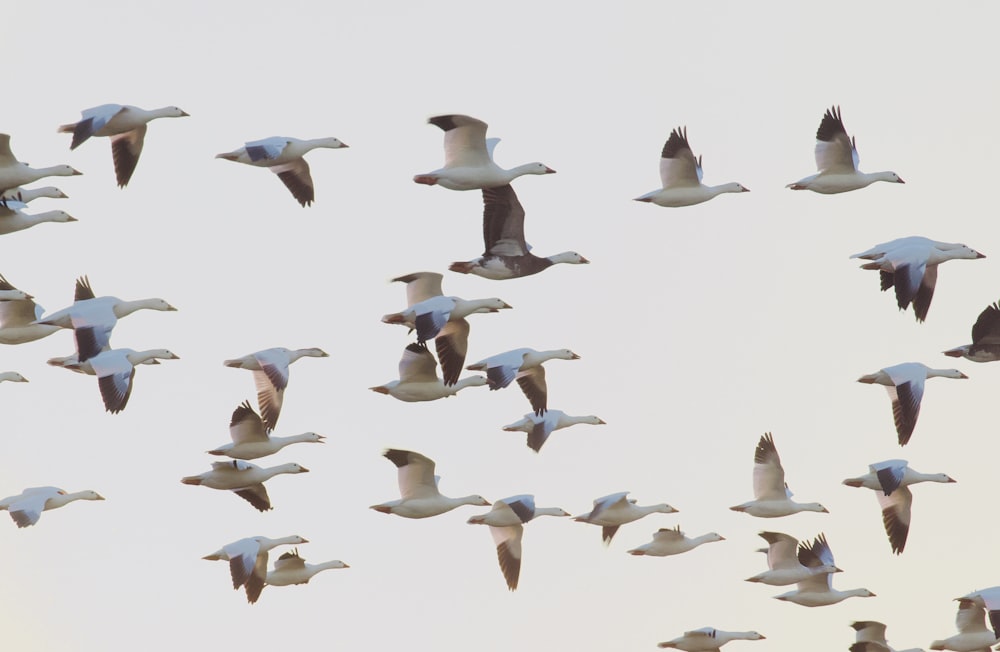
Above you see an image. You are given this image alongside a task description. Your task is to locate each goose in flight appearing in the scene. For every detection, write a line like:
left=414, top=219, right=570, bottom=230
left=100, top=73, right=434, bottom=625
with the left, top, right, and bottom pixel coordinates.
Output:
left=857, top=362, right=968, bottom=445
left=729, top=433, right=828, bottom=517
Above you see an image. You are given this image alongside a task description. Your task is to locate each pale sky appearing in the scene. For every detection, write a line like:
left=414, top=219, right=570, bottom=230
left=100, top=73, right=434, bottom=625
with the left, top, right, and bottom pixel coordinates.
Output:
left=3, top=2, right=1000, bottom=651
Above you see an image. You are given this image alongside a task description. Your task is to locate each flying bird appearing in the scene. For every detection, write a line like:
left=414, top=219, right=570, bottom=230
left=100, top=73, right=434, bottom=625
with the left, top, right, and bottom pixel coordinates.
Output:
left=0, top=196, right=76, bottom=236
left=370, top=448, right=489, bottom=518
left=0, top=133, right=81, bottom=192
left=370, top=343, right=488, bottom=402
left=657, top=628, right=766, bottom=651
left=773, top=534, right=875, bottom=606
left=466, top=347, right=580, bottom=415
left=857, top=362, right=968, bottom=445
left=729, top=433, right=828, bottom=517
left=627, top=525, right=725, bottom=557
left=573, top=491, right=678, bottom=545
left=0, top=486, right=103, bottom=528
left=206, top=401, right=325, bottom=460
left=634, top=126, right=749, bottom=206
left=943, top=301, right=1000, bottom=362
left=930, top=596, right=1000, bottom=652
left=62, top=347, right=179, bottom=413
left=264, top=549, right=349, bottom=590
left=223, top=347, right=328, bottom=432
left=502, top=410, right=605, bottom=453
left=202, top=534, right=308, bottom=604
left=180, top=460, right=310, bottom=511
left=744, top=531, right=841, bottom=585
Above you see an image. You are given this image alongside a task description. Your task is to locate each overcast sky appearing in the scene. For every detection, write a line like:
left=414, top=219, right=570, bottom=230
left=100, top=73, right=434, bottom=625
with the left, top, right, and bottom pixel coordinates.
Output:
left=3, top=2, right=1000, bottom=651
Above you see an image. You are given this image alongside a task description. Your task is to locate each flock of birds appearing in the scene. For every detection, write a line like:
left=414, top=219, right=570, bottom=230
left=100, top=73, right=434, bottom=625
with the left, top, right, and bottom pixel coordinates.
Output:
left=0, top=103, right=997, bottom=646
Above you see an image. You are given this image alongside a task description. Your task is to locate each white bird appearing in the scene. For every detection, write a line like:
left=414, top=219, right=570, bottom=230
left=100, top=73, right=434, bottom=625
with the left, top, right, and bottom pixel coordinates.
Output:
left=0, top=197, right=76, bottom=236
left=206, top=401, right=325, bottom=460
left=930, top=596, right=1000, bottom=652
left=657, top=628, right=766, bottom=651
left=851, top=620, right=926, bottom=652
left=180, top=460, right=309, bottom=512
left=413, top=114, right=555, bottom=190
left=0, top=133, right=81, bottom=192
left=64, top=348, right=179, bottom=413
left=0, top=486, right=103, bottom=527
left=449, top=184, right=589, bottom=280
left=0, top=186, right=67, bottom=203
left=0, top=371, right=27, bottom=383
left=502, top=410, right=606, bottom=453
left=466, top=347, right=580, bottom=415
left=370, top=448, right=489, bottom=519
left=944, top=301, right=1000, bottom=362
left=370, top=343, right=488, bottom=402
left=787, top=106, right=904, bottom=193
left=381, top=271, right=511, bottom=384
left=857, top=362, right=968, bottom=445
left=744, top=531, right=841, bottom=585
left=0, top=274, right=60, bottom=345
left=58, top=104, right=189, bottom=187
left=573, top=491, right=678, bottom=545
left=202, top=534, right=308, bottom=604
left=467, top=494, right=569, bottom=590
left=773, top=534, right=875, bottom=606
left=223, top=347, right=328, bottom=432
left=627, top=525, right=724, bottom=557
left=634, top=126, right=749, bottom=207
left=851, top=238, right=985, bottom=322
left=843, top=459, right=956, bottom=554
left=265, top=549, right=349, bottom=588
left=729, top=433, right=829, bottom=517
left=216, top=136, right=348, bottom=206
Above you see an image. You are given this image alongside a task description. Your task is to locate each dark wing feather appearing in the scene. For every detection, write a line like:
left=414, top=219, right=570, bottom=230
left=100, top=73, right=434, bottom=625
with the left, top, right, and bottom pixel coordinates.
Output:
left=110, top=126, right=146, bottom=188
left=233, top=485, right=272, bottom=512
left=515, top=366, right=548, bottom=416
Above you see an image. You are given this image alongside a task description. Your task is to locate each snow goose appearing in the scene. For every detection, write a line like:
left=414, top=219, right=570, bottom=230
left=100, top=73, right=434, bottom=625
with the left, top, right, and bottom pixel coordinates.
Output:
left=657, top=628, right=766, bottom=651
left=0, top=197, right=76, bottom=236
left=223, top=347, right=328, bottom=432
left=36, top=276, right=176, bottom=360
left=851, top=621, right=925, bottom=652
left=787, top=106, right=904, bottom=193
left=181, top=460, right=309, bottom=512
left=450, top=184, right=589, bottom=280
left=0, top=186, right=67, bottom=203
left=0, top=133, right=81, bottom=192
left=202, top=534, right=308, bottom=604
left=58, top=104, right=188, bottom=187
left=381, top=271, right=511, bottom=384
left=0, top=486, right=103, bottom=528
left=63, top=347, right=179, bottom=413
left=956, top=588, right=1000, bottom=640
left=206, top=401, right=325, bottom=460
left=627, top=526, right=724, bottom=557
left=413, top=114, right=555, bottom=190
left=467, top=494, right=569, bottom=590
left=216, top=136, right=348, bottom=206
left=265, top=549, right=349, bottom=588
left=370, top=448, right=489, bottom=519
left=773, top=534, right=875, bottom=606
left=502, top=410, right=605, bottom=453
left=851, top=238, right=985, bottom=322
left=930, top=598, right=1000, bottom=652
left=0, top=275, right=60, bottom=345
left=0, top=371, right=27, bottom=383
left=634, top=127, right=749, bottom=207
left=466, top=347, right=580, bottom=415
left=744, top=531, right=841, bottom=585
left=370, top=343, right=488, bottom=402
left=858, top=362, right=967, bottom=445
left=843, top=459, right=955, bottom=554
left=730, top=433, right=829, bottom=517
left=944, top=301, right=1000, bottom=362
left=573, top=491, right=678, bottom=545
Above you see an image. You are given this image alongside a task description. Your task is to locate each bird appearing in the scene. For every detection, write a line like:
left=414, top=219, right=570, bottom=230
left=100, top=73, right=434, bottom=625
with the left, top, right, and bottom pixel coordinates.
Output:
left=0, top=486, right=103, bottom=527
left=216, top=136, right=348, bottom=206
left=843, top=459, right=955, bottom=554
left=449, top=184, right=590, bottom=279
left=0, top=371, right=28, bottom=383
left=744, top=531, right=841, bottom=585
left=657, top=628, right=766, bottom=651
left=57, top=104, right=189, bottom=187
left=956, top=588, right=1000, bottom=640
left=202, top=534, right=308, bottom=604
left=627, top=526, right=725, bottom=557
left=223, top=347, right=328, bottom=432
left=573, top=491, right=678, bottom=545
left=857, top=362, right=968, bottom=445
left=634, top=126, right=749, bottom=207
left=0, top=186, right=67, bottom=202
left=787, top=106, right=904, bottom=193
left=502, top=410, right=606, bottom=453
left=851, top=238, right=985, bottom=322
left=206, top=401, right=325, bottom=460
left=466, top=347, right=580, bottom=415
left=0, top=196, right=76, bottom=236
left=0, top=274, right=61, bottom=345
left=729, top=433, right=829, bottom=517
left=851, top=620, right=926, bottom=652
left=467, top=494, right=569, bottom=590
left=180, top=460, right=309, bottom=511
left=773, top=534, right=875, bottom=606
left=943, top=301, right=1000, bottom=362
left=62, top=347, right=179, bottom=413
left=930, top=597, right=1000, bottom=652
left=413, top=114, right=555, bottom=190
left=370, top=343, right=488, bottom=402
left=381, top=271, right=511, bottom=384
left=35, top=276, right=177, bottom=360
left=370, top=448, right=489, bottom=518
left=265, top=549, right=349, bottom=589
left=0, top=133, right=81, bottom=192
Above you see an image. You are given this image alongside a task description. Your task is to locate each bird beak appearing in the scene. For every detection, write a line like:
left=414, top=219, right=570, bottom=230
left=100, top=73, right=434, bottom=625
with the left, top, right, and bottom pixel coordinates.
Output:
left=976, top=252, right=986, bottom=259
left=66, top=215, right=78, bottom=222
left=544, top=167, right=556, bottom=174
left=96, top=494, right=106, bottom=500
left=597, top=418, right=606, bottom=424
left=579, top=256, right=591, bottom=264
left=370, top=386, right=389, bottom=394
left=571, top=353, right=581, bottom=360
left=71, top=168, right=83, bottom=175
left=959, top=372, right=969, bottom=379
left=299, top=466, right=311, bottom=473
left=896, top=177, right=905, bottom=184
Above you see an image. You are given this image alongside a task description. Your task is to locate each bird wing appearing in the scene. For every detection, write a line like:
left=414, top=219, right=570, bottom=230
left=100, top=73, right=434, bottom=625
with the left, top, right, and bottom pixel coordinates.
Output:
left=244, top=550, right=268, bottom=604
left=911, top=264, right=937, bottom=323
left=223, top=538, right=262, bottom=589
left=972, top=302, right=1000, bottom=347
left=813, top=106, right=857, bottom=172
left=245, top=137, right=289, bottom=161
left=752, top=432, right=786, bottom=500
left=270, top=158, right=315, bottom=207
left=885, top=379, right=924, bottom=446
left=652, top=526, right=685, bottom=542
left=252, top=371, right=284, bottom=433
left=0, top=134, right=17, bottom=166
left=384, top=449, right=439, bottom=500
left=760, top=531, right=800, bottom=570
left=273, top=550, right=306, bottom=572
left=499, top=495, right=537, bottom=523
left=435, top=319, right=469, bottom=387
left=0, top=292, right=41, bottom=328
left=429, top=114, right=491, bottom=168
left=956, top=600, right=990, bottom=635
left=515, top=365, right=548, bottom=416
left=871, top=459, right=907, bottom=495
left=398, top=343, right=439, bottom=383
left=527, top=417, right=553, bottom=453
left=489, top=524, right=523, bottom=591
left=876, top=485, right=911, bottom=554
left=392, top=272, right=444, bottom=306
left=481, top=184, right=528, bottom=256
left=229, top=400, right=269, bottom=444
left=658, top=127, right=701, bottom=188
left=89, top=351, right=135, bottom=413
left=8, top=489, right=59, bottom=527
left=851, top=621, right=888, bottom=644
left=233, top=484, right=272, bottom=512
left=110, top=125, right=146, bottom=187
left=250, top=347, right=293, bottom=390
left=70, top=104, right=123, bottom=149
